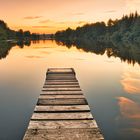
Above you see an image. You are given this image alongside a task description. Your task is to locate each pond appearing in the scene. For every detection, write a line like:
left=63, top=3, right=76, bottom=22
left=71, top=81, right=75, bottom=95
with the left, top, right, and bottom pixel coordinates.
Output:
left=0, top=40, right=140, bottom=140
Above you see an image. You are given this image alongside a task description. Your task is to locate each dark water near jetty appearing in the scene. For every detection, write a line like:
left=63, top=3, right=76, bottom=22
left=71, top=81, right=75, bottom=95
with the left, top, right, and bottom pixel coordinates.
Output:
left=0, top=40, right=140, bottom=140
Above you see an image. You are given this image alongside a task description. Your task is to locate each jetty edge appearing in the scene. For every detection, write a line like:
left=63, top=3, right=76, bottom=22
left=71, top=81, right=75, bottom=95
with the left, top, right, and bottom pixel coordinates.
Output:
left=23, top=68, right=104, bottom=140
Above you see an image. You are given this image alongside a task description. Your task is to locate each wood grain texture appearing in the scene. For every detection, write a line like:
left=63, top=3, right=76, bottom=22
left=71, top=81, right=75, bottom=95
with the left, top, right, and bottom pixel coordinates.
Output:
left=42, top=87, right=81, bottom=91
left=27, top=120, right=97, bottom=129
left=23, top=68, right=104, bottom=140
left=39, top=95, right=85, bottom=99
left=37, top=98, right=87, bottom=105
left=45, top=82, right=79, bottom=85
left=43, top=85, right=80, bottom=88
left=41, top=91, right=83, bottom=95
left=31, top=112, right=93, bottom=120
left=35, top=105, right=90, bottom=112
left=24, top=129, right=104, bottom=140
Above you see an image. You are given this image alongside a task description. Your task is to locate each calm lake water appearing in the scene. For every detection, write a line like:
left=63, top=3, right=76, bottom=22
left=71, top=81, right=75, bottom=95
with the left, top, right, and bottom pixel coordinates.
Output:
left=0, top=40, right=140, bottom=140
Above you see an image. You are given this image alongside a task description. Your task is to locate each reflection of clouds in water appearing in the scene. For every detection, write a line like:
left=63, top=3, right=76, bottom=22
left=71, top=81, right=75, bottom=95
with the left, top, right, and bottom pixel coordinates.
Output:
left=40, top=51, right=53, bottom=55
left=33, top=47, right=48, bottom=49
left=26, top=56, right=43, bottom=59
left=75, top=58, right=85, bottom=60
left=105, top=60, right=114, bottom=63
left=117, top=97, right=140, bottom=119
left=56, top=49, right=68, bottom=52
left=33, top=46, right=57, bottom=49
left=121, top=65, right=140, bottom=94
left=116, top=97, right=140, bottom=137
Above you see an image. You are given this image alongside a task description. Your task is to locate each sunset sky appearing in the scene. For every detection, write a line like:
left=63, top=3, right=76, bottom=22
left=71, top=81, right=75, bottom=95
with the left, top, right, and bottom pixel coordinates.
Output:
left=0, top=0, right=140, bottom=33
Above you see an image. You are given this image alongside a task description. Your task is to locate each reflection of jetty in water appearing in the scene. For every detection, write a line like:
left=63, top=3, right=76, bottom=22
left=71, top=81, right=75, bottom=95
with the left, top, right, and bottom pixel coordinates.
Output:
left=55, top=40, right=140, bottom=65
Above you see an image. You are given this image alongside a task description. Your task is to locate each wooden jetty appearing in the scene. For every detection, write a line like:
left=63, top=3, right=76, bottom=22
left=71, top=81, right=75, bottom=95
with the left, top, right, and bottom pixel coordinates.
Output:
left=23, top=68, right=104, bottom=140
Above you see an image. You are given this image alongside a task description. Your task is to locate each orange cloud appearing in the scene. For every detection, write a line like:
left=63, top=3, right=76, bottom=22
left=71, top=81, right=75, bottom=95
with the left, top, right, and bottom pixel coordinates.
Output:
left=121, top=65, right=140, bottom=94
left=32, top=26, right=53, bottom=28
left=23, top=16, right=42, bottom=19
left=117, top=97, right=140, bottom=119
left=39, top=20, right=52, bottom=24
left=2, top=0, right=139, bottom=33
left=116, top=97, right=140, bottom=137
left=105, top=10, right=116, bottom=13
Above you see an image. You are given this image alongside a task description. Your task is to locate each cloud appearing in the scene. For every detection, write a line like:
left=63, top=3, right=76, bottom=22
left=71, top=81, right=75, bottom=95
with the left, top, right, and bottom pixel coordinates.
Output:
left=39, top=19, right=52, bottom=24
left=38, top=20, right=87, bottom=26
left=125, top=0, right=140, bottom=11
left=65, top=12, right=84, bottom=17
left=26, top=56, right=43, bottom=58
left=116, top=96, right=140, bottom=137
left=32, top=25, right=52, bottom=28
left=121, top=65, right=140, bottom=94
left=24, top=16, right=42, bottom=19
left=105, top=10, right=116, bottom=13
left=117, top=97, right=140, bottom=120
left=77, top=21, right=87, bottom=24
left=71, top=12, right=84, bottom=16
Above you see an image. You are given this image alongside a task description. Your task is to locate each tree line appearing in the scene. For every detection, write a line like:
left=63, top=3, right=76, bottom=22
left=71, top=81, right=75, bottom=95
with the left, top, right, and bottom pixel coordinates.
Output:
left=55, top=12, right=140, bottom=44
left=0, top=20, right=47, bottom=41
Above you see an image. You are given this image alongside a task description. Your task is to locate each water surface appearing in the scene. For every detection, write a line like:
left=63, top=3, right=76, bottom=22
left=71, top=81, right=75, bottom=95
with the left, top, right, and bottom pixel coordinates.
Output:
left=0, top=40, right=140, bottom=140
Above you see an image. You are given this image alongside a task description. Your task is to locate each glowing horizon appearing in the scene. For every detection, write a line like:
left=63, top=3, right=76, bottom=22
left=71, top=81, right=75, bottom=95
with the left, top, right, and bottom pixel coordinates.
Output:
left=0, top=0, right=140, bottom=34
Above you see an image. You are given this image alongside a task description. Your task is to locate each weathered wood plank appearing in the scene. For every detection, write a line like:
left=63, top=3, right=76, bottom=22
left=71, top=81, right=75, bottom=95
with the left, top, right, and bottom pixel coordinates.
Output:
left=46, top=76, right=75, bottom=78
left=43, top=85, right=80, bottom=88
left=24, top=128, right=104, bottom=140
left=31, top=112, right=93, bottom=120
left=27, top=120, right=97, bottom=129
left=42, top=87, right=81, bottom=91
left=37, top=98, right=87, bottom=105
left=47, top=74, right=75, bottom=77
left=45, top=82, right=79, bottom=85
left=47, top=72, right=75, bottom=76
left=39, top=95, right=85, bottom=99
left=41, top=91, right=83, bottom=95
left=35, top=105, right=90, bottom=112
left=48, top=68, right=74, bottom=73
left=46, top=78, right=77, bottom=81
left=23, top=68, right=104, bottom=140
left=45, top=80, right=78, bottom=82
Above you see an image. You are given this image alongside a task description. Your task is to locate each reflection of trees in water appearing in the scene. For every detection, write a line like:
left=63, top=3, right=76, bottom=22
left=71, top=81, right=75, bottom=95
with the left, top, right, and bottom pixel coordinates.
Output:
left=0, top=41, right=15, bottom=59
left=55, top=40, right=140, bottom=65
left=0, top=40, right=47, bottom=60
left=0, top=39, right=140, bottom=66
left=0, top=40, right=32, bottom=59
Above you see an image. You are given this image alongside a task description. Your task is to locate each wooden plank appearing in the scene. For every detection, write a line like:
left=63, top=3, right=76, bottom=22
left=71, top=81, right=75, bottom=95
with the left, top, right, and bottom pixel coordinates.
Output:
left=27, top=120, right=97, bottom=129
left=35, top=105, right=90, bottom=112
left=37, top=98, right=87, bottom=105
left=24, top=128, right=104, bottom=140
left=46, top=78, right=76, bottom=80
left=41, top=91, right=83, bottom=95
left=23, top=68, right=104, bottom=140
left=39, top=95, right=85, bottom=99
left=45, top=80, right=78, bottom=82
left=47, top=73, right=74, bottom=75
left=31, top=112, right=93, bottom=120
left=45, top=82, right=79, bottom=85
left=47, top=74, right=75, bottom=77
left=43, top=85, right=80, bottom=88
left=48, top=68, right=74, bottom=73
left=47, top=75, right=75, bottom=77
left=42, top=87, right=81, bottom=91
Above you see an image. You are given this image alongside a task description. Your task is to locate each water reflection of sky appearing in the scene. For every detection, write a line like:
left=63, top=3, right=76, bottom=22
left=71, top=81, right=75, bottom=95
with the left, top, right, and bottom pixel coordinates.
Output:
left=121, top=65, right=140, bottom=94
left=0, top=40, right=139, bottom=140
